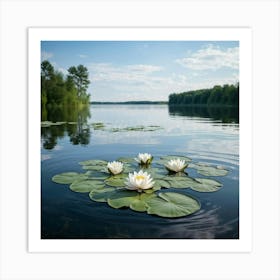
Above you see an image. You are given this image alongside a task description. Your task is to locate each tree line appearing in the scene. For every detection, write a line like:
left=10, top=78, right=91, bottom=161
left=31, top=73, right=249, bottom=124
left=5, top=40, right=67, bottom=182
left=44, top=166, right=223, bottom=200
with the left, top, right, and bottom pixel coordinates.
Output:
left=168, top=83, right=239, bottom=107
left=41, top=60, right=90, bottom=108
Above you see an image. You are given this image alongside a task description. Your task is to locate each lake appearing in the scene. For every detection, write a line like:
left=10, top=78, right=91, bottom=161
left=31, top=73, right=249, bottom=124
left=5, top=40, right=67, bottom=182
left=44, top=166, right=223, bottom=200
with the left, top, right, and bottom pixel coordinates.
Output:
left=41, top=104, right=239, bottom=239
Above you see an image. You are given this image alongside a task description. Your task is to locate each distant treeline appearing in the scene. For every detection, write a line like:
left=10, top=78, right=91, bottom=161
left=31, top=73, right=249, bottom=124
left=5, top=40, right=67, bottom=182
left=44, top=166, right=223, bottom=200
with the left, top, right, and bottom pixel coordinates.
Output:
left=41, top=60, right=90, bottom=109
left=168, top=83, right=239, bottom=107
left=91, top=101, right=168, bottom=105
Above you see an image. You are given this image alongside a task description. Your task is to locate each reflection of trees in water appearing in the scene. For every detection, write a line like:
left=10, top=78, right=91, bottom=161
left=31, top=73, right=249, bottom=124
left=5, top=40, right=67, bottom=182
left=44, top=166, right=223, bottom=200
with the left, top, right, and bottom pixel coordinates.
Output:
left=68, top=116, right=90, bottom=146
left=41, top=105, right=91, bottom=149
left=168, top=105, right=239, bottom=123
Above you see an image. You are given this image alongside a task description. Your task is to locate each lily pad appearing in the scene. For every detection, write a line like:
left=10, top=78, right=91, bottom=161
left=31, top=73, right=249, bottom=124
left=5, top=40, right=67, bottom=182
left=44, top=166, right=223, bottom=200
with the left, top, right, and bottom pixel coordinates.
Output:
left=154, top=179, right=171, bottom=188
left=107, top=190, right=139, bottom=209
left=189, top=163, right=228, bottom=176
left=142, top=184, right=162, bottom=194
left=164, top=176, right=201, bottom=189
left=104, top=174, right=127, bottom=187
left=117, top=157, right=136, bottom=164
left=108, top=191, right=156, bottom=212
left=91, top=122, right=106, bottom=130
left=108, top=125, right=163, bottom=133
left=82, top=165, right=107, bottom=172
left=69, top=180, right=105, bottom=193
left=89, top=187, right=116, bottom=202
left=41, top=121, right=53, bottom=127
left=146, top=192, right=200, bottom=218
left=79, top=159, right=108, bottom=166
left=52, top=172, right=88, bottom=184
left=141, top=167, right=166, bottom=179
left=191, top=178, right=222, bottom=192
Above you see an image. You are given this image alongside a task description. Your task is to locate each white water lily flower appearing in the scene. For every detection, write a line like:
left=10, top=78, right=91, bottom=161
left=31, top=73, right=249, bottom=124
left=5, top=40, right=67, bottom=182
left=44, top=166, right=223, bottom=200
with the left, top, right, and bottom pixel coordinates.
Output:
left=107, top=161, right=124, bottom=175
left=125, top=170, right=154, bottom=192
left=135, top=153, right=153, bottom=165
left=165, top=158, right=188, bottom=173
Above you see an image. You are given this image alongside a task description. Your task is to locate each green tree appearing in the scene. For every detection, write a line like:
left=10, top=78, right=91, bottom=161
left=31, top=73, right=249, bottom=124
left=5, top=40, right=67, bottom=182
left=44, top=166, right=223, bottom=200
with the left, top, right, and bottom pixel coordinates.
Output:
left=67, top=65, right=90, bottom=102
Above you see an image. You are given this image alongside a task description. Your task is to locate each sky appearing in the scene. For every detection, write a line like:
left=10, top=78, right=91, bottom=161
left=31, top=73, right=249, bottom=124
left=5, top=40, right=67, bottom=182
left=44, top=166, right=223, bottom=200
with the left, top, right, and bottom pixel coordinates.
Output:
left=41, top=41, right=239, bottom=102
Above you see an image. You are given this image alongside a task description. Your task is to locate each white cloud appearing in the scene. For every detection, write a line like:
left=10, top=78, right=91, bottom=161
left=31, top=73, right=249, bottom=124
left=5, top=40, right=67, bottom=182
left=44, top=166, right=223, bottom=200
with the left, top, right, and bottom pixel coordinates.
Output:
left=88, top=63, right=163, bottom=83
left=87, top=59, right=238, bottom=102
left=78, top=54, right=88, bottom=58
left=176, top=45, right=239, bottom=71
left=41, top=51, right=53, bottom=61
left=88, top=63, right=191, bottom=100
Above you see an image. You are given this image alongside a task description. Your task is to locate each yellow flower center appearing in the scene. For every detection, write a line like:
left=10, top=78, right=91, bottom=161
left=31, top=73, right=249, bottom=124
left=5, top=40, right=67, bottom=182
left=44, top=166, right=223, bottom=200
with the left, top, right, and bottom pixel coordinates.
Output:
left=135, top=175, right=145, bottom=180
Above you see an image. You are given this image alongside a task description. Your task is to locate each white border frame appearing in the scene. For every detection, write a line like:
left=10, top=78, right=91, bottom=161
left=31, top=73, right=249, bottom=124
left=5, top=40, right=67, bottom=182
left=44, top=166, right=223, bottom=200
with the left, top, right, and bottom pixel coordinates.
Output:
left=1, top=1, right=280, bottom=279
left=28, top=27, right=252, bottom=253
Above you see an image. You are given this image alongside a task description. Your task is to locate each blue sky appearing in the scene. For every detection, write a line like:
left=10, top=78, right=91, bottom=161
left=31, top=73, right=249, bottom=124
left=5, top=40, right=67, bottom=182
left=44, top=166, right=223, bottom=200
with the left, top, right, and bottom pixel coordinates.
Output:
left=41, top=41, right=239, bottom=102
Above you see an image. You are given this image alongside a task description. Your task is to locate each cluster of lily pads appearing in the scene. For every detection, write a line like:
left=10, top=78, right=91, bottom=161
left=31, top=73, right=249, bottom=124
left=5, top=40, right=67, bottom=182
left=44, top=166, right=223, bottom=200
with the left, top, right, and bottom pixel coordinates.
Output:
left=92, top=123, right=163, bottom=132
left=52, top=153, right=229, bottom=218
left=41, top=121, right=163, bottom=133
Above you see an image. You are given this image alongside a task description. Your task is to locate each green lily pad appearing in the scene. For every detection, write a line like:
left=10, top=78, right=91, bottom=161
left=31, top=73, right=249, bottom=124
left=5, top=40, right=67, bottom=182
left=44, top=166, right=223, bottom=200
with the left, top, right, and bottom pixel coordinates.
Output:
left=129, top=193, right=157, bottom=212
left=41, top=121, right=53, bottom=127
left=104, top=174, right=127, bottom=187
left=146, top=192, right=200, bottom=218
left=79, top=159, right=108, bottom=166
left=108, top=191, right=156, bottom=212
left=117, top=157, right=136, bottom=164
left=123, top=164, right=134, bottom=173
left=154, top=179, right=171, bottom=188
left=89, top=187, right=116, bottom=202
left=191, top=178, right=222, bottom=192
left=189, top=163, right=228, bottom=176
left=69, top=180, right=105, bottom=193
left=52, top=172, right=88, bottom=184
left=142, top=183, right=162, bottom=194
left=108, top=125, right=162, bottom=133
left=91, top=122, right=106, bottom=130
left=51, top=121, right=66, bottom=126
left=164, top=176, right=200, bottom=189
left=82, top=165, right=107, bottom=172
left=107, top=190, right=139, bottom=209
left=84, top=171, right=109, bottom=179
left=141, top=167, right=165, bottom=179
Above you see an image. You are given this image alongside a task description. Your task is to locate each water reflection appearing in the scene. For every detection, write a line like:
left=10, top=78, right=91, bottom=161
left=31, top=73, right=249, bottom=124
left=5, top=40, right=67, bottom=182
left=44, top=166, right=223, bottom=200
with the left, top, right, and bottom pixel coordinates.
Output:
left=168, top=105, right=239, bottom=123
left=41, top=104, right=239, bottom=239
left=41, top=105, right=91, bottom=149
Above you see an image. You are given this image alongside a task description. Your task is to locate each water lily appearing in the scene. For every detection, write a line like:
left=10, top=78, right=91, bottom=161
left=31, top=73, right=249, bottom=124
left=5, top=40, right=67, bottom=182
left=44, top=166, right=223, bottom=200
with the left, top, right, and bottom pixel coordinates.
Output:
left=125, top=170, right=154, bottom=192
left=107, top=161, right=124, bottom=175
left=135, top=153, right=153, bottom=165
left=165, top=158, right=188, bottom=173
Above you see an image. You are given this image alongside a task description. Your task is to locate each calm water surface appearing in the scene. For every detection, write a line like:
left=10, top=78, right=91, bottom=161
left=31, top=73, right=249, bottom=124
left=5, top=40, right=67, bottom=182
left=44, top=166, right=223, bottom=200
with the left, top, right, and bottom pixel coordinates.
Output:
left=41, top=105, right=239, bottom=239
